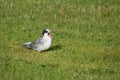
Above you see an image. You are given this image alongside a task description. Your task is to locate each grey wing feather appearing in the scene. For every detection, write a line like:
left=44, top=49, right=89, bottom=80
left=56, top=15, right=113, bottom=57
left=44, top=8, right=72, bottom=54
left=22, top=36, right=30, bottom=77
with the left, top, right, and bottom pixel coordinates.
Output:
left=31, top=37, right=44, bottom=47
left=22, top=42, right=32, bottom=48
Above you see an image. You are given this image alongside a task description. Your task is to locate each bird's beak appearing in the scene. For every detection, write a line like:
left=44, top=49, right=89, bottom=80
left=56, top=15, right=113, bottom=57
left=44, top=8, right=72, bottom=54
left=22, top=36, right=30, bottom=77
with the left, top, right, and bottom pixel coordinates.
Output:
left=48, top=32, right=51, bottom=36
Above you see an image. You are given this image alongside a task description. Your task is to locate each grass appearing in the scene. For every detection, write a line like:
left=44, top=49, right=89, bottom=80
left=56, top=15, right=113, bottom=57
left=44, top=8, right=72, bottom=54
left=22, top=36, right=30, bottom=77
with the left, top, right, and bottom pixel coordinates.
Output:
left=0, top=0, right=120, bottom=80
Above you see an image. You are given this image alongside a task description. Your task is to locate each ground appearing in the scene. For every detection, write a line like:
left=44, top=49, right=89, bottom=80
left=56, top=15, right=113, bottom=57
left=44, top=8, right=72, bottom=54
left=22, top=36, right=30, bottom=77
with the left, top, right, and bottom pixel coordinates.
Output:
left=0, top=0, right=120, bottom=80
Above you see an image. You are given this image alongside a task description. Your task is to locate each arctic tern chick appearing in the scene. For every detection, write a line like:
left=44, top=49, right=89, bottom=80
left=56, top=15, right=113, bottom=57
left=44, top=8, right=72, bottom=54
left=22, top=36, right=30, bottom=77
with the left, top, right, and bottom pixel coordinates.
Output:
left=23, top=29, right=52, bottom=52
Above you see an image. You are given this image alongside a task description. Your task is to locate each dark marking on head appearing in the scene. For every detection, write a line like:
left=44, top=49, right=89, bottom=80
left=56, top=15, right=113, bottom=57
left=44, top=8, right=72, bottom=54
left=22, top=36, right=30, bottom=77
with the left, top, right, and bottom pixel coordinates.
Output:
left=42, top=29, right=48, bottom=35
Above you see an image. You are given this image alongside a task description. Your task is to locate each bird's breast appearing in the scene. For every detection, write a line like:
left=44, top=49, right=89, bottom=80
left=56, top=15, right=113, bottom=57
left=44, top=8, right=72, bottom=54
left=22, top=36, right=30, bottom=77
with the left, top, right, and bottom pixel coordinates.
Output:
left=43, top=37, right=52, bottom=50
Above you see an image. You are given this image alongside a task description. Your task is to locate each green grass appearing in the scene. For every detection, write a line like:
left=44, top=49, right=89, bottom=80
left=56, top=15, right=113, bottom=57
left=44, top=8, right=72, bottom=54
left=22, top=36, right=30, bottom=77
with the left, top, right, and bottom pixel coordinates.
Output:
left=0, top=0, right=120, bottom=80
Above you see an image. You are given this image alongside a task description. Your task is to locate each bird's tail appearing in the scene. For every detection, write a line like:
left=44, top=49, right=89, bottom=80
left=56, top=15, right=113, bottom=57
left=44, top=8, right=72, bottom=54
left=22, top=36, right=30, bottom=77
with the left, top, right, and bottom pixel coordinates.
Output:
left=22, top=42, right=32, bottom=48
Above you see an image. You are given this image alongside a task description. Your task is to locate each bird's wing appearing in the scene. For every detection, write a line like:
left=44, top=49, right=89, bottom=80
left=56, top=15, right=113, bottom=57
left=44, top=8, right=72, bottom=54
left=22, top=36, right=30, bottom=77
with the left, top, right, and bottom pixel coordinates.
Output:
left=31, top=37, right=44, bottom=46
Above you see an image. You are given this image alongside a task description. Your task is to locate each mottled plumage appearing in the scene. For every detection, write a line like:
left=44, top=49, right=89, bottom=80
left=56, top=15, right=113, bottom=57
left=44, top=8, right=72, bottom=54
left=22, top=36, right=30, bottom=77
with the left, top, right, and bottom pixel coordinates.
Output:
left=23, top=29, right=52, bottom=52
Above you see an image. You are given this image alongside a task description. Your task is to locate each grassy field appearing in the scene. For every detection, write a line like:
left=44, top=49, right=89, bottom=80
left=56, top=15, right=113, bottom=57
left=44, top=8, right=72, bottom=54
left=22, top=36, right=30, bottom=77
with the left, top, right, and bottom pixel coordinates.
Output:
left=0, top=0, right=120, bottom=80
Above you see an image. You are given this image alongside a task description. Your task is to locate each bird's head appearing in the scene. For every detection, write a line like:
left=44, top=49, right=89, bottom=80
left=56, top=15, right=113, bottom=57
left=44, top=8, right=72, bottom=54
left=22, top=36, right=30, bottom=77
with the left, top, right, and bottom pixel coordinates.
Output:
left=42, top=29, right=51, bottom=37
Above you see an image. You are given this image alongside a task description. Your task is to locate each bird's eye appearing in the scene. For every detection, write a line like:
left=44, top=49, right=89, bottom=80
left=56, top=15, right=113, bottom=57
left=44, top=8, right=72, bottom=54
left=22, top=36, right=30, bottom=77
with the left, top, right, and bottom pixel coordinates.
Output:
left=45, top=31, right=48, bottom=33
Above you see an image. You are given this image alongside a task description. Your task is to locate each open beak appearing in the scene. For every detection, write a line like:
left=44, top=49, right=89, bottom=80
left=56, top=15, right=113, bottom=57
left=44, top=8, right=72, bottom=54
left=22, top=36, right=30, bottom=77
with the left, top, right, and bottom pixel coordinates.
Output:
left=48, top=32, right=51, bottom=36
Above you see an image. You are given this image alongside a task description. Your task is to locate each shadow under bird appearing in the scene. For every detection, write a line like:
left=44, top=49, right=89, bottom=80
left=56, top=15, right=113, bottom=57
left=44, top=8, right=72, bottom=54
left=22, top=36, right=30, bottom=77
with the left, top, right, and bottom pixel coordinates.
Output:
left=23, top=29, right=52, bottom=52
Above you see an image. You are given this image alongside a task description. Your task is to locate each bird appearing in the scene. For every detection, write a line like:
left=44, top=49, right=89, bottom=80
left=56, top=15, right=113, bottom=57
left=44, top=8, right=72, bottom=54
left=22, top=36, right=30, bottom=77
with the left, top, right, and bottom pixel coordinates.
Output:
left=22, top=29, right=52, bottom=52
